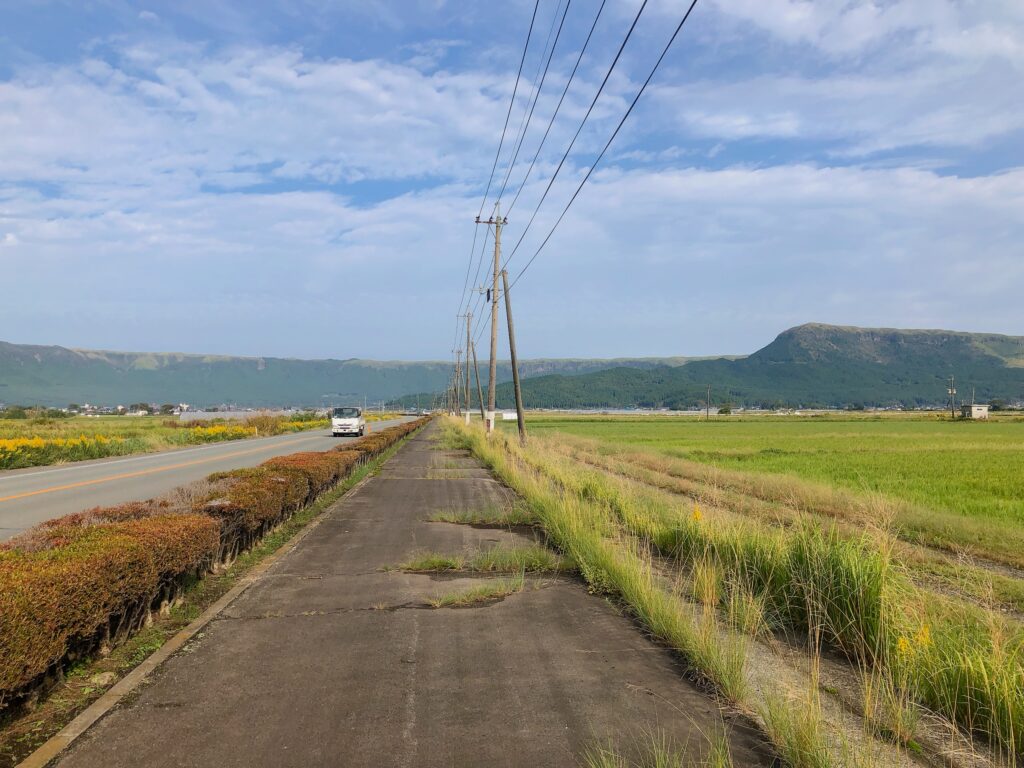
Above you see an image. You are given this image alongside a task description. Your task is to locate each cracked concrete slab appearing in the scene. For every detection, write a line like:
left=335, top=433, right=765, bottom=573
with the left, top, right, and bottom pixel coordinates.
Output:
left=55, top=424, right=772, bottom=768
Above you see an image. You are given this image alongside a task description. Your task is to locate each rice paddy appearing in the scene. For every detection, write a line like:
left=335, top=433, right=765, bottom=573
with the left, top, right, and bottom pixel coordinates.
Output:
left=521, top=413, right=1024, bottom=524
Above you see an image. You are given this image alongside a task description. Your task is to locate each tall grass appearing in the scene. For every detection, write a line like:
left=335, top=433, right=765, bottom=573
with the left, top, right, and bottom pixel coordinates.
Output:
left=584, top=728, right=736, bottom=768
left=448, top=422, right=749, bottom=701
left=514, top=436, right=897, bottom=664
left=450, top=421, right=1024, bottom=764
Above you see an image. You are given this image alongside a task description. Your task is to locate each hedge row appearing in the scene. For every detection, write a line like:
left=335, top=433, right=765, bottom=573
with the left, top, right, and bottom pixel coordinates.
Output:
left=0, top=417, right=429, bottom=711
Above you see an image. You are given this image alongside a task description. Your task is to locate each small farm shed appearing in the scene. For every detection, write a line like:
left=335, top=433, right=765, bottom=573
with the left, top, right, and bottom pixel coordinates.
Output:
left=960, top=404, right=990, bottom=420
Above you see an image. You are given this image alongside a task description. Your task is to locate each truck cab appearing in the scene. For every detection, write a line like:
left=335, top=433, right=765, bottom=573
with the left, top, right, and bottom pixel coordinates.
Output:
left=331, top=407, right=365, bottom=437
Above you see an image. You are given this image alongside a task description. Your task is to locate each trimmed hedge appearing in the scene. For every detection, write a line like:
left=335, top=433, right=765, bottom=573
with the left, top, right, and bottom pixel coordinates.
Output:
left=0, top=417, right=429, bottom=712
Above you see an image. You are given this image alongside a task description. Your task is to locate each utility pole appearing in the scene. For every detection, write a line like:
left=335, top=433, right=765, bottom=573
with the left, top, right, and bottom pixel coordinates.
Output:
left=948, top=375, right=956, bottom=419
left=477, top=203, right=506, bottom=433
left=465, top=312, right=472, bottom=423
left=501, top=269, right=527, bottom=445
left=706, top=384, right=711, bottom=421
left=452, top=350, right=463, bottom=417
left=471, top=341, right=486, bottom=422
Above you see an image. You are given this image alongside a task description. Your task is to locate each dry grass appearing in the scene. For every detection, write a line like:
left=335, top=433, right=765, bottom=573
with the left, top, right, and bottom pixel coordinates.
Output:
left=428, top=573, right=526, bottom=608
left=398, top=544, right=571, bottom=574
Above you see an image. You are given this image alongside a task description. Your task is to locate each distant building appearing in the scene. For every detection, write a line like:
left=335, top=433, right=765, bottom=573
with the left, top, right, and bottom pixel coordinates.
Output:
left=960, top=404, right=990, bottom=420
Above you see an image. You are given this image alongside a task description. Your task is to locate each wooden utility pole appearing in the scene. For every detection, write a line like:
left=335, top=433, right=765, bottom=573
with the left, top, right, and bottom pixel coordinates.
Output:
left=453, top=350, right=462, bottom=417
left=706, top=384, right=711, bottom=421
left=477, top=204, right=506, bottom=433
left=465, top=313, right=472, bottom=421
left=948, top=375, right=956, bottom=419
left=471, top=341, right=486, bottom=421
left=501, top=269, right=527, bottom=444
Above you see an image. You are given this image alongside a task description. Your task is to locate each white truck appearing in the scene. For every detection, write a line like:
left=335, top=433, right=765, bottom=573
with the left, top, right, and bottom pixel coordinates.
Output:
left=331, top=407, right=366, bottom=437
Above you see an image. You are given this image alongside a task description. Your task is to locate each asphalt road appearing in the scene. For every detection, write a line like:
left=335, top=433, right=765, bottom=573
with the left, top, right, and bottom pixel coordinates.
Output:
left=55, top=423, right=770, bottom=767
left=0, top=418, right=410, bottom=541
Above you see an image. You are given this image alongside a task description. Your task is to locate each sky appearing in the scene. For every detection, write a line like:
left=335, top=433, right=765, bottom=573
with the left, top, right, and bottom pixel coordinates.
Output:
left=1, top=0, right=1022, bottom=361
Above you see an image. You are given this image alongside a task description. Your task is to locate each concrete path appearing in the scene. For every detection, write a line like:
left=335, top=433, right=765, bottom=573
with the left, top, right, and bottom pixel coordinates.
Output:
left=0, top=419, right=410, bottom=540
left=55, top=424, right=770, bottom=768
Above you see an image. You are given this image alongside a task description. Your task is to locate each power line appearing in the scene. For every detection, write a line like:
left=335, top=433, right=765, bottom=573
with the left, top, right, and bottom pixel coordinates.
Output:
left=500, top=0, right=650, bottom=271
left=454, top=0, right=541, bottom=326
left=507, top=0, right=607, bottom=216
left=509, top=0, right=701, bottom=290
left=495, top=0, right=572, bottom=204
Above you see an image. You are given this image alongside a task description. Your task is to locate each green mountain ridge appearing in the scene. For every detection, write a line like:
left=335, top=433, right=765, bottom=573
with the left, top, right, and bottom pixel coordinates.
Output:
left=0, top=340, right=704, bottom=407
left=5, top=325, right=1021, bottom=409
left=492, top=324, right=1024, bottom=409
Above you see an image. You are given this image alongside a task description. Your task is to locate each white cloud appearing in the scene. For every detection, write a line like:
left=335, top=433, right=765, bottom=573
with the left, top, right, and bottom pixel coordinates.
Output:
left=2, top=160, right=1021, bottom=358
left=652, top=62, right=1024, bottom=153
left=707, top=0, right=1024, bottom=63
left=0, top=44, right=514, bottom=195
left=0, top=7, right=1021, bottom=359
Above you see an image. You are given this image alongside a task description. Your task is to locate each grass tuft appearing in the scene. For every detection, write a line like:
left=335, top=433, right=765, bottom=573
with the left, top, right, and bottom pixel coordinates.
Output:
left=428, top=573, right=526, bottom=608
left=399, top=544, right=571, bottom=574
left=759, top=690, right=831, bottom=768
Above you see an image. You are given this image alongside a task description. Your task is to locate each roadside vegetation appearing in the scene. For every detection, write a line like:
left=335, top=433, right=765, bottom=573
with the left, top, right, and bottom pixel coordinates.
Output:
left=0, top=412, right=330, bottom=470
left=448, top=417, right=1023, bottom=768
left=584, top=728, right=736, bottom=768
left=0, top=416, right=430, bottom=747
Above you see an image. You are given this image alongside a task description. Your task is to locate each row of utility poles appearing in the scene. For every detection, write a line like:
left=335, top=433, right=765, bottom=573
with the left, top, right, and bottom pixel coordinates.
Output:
left=447, top=203, right=527, bottom=444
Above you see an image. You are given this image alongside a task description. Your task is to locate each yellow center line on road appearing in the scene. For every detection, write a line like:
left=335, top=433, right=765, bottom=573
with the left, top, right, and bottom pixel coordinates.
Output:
left=0, top=435, right=328, bottom=504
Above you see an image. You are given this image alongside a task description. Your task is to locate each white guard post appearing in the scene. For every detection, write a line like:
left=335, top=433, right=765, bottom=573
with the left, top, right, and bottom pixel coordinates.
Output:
left=484, top=411, right=496, bottom=433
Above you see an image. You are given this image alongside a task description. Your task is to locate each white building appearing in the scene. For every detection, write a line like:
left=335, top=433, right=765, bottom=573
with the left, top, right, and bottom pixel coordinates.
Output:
left=960, top=404, right=990, bottom=420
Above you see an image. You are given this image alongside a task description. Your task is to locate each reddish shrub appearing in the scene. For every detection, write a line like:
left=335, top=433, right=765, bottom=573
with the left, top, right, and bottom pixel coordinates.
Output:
left=0, top=514, right=217, bottom=705
left=199, top=467, right=308, bottom=533
left=264, top=452, right=345, bottom=496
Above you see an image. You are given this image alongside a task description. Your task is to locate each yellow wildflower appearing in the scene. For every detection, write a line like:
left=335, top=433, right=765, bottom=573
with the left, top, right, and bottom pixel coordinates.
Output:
left=692, top=503, right=703, bottom=523
left=897, top=636, right=912, bottom=656
left=914, top=624, right=931, bottom=647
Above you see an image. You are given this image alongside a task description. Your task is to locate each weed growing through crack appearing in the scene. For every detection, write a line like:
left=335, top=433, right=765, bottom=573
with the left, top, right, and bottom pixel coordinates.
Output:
left=398, top=544, right=571, bottom=574
left=428, top=573, right=527, bottom=608
left=428, top=504, right=534, bottom=527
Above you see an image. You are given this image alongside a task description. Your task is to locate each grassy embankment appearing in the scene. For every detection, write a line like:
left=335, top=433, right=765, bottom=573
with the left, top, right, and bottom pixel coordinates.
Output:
left=452, top=417, right=1023, bottom=767
left=0, top=413, right=329, bottom=469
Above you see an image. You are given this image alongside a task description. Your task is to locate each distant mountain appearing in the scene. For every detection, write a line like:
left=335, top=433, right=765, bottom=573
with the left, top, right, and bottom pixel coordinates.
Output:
left=494, top=324, right=1024, bottom=409
left=0, top=341, right=702, bottom=408
left=6, top=324, right=1020, bottom=410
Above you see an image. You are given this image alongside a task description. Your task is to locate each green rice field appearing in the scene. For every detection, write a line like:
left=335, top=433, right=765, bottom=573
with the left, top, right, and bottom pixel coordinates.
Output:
left=521, top=413, right=1024, bottom=527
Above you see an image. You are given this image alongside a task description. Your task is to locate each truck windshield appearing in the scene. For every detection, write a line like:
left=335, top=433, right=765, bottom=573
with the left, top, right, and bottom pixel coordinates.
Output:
left=332, top=408, right=360, bottom=418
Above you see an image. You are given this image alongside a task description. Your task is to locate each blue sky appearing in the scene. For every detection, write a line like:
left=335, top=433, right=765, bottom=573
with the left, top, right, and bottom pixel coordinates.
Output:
left=1, top=0, right=1022, bottom=360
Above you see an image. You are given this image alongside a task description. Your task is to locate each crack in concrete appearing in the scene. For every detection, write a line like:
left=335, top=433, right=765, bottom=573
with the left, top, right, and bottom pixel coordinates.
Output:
left=218, top=602, right=434, bottom=620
